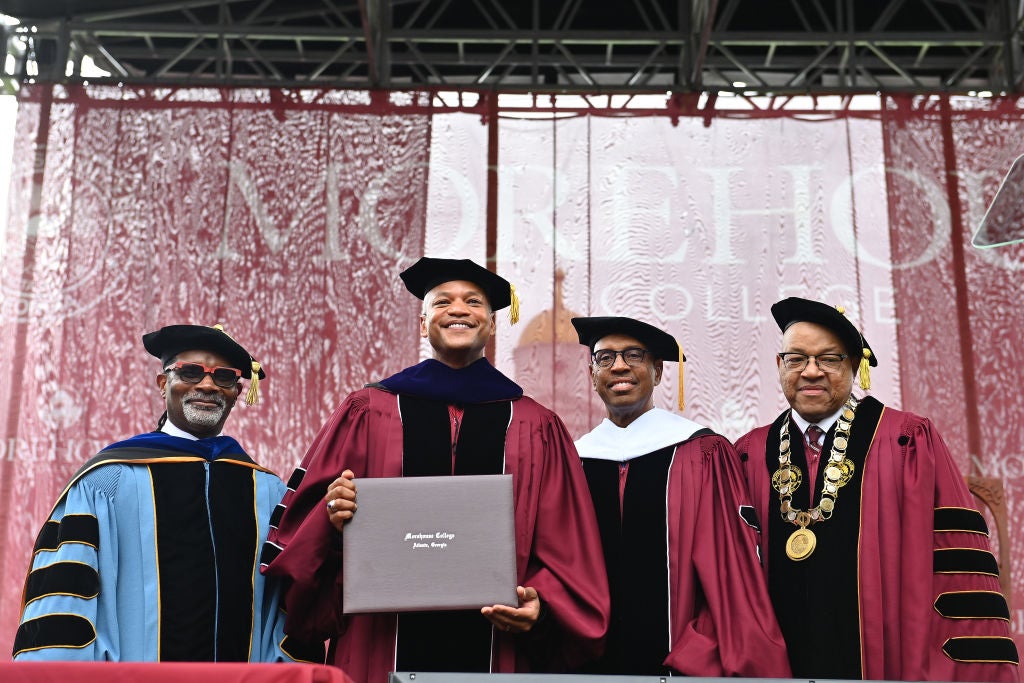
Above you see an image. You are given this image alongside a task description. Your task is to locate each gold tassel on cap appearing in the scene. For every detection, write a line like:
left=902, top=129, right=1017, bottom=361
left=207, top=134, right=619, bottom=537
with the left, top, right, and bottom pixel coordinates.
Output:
left=508, top=284, right=520, bottom=325
left=858, top=349, right=872, bottom=390
left=246, top=361, right=261, bottom=405
left=212, top=323, right=261, bottom=405
left=833, top=306, right=872, bottom=390
left=677, top=342, right=685, bottom=412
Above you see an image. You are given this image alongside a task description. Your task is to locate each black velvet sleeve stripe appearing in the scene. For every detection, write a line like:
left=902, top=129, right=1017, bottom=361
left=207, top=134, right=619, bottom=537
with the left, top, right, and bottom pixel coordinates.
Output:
left=285, top=468, right=305, bottom=491
left=942, top=636, right=1019, bottom=664
left=13, top=613, right=97, bottom=656
left=934, top=548, right=1000, bottom=576
left=35, top=515, right=101, bottom=553
left=935, top=507, right=989, bottom=535
left=934, top=591, right=1010, bottom=620
left=269, top=504, right=285, bottom=529
left=33, top=521, right=60, bottom=552
left=24, top=562, right=100, bottom=604
left=259, top=541, right=282, bottom=567
left=58, top=515, right=100, bottom=548
left=280, top=634, right=327, bottom=663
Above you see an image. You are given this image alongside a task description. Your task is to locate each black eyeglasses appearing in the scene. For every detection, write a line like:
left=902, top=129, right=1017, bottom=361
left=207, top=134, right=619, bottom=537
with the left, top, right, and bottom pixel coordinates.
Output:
left=777, top=352, right=848, bottom=373
left=165, top=361, right=242, bottom=388
left=592, top=347, right=649, bottom=369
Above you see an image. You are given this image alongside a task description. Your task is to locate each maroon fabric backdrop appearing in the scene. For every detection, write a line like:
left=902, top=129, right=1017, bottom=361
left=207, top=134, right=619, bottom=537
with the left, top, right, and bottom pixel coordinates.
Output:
left=2, top=85, right=1023, bottom=658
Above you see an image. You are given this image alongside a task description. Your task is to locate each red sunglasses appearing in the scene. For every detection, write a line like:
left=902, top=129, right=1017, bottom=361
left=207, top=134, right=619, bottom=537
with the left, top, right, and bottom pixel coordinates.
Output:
left=164, top=361, right=242, bottom=389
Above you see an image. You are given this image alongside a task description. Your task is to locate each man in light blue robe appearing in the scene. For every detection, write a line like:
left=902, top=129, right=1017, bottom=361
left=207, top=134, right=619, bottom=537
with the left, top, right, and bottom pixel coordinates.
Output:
left=13, top=324, right=324, bottom=664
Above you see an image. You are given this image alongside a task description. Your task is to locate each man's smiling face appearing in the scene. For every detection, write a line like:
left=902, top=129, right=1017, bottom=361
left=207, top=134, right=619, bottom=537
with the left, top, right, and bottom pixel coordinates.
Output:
left=158, top=349, right=240, bottom=438
left=777, top=321, right=854, bottom=423
left=591, top=333, right=662, bottom=427
left=420, top=279, right=496, bottom=368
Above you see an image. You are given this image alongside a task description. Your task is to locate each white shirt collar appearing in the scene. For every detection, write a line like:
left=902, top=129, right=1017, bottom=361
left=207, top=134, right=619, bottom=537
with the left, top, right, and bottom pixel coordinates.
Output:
left=160, top=419, right=214, bottom=441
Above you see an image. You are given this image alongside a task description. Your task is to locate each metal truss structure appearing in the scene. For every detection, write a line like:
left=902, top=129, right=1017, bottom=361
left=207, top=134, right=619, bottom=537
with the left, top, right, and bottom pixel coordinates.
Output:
left=0, top=0, right=1022, bottom=95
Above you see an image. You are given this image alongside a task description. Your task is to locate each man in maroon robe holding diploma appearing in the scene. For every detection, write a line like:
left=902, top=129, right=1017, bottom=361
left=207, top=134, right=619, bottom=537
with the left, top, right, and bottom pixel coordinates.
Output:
left=735, top=296, right=1018, bottom=681
left=260, top=257, right=610, bottom=681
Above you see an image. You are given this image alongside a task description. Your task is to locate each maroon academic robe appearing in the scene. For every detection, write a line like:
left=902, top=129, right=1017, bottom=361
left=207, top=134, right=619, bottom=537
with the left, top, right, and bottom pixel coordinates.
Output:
left=577, top=409, right=790, bottom=677
left=261, top=386, right=610, bottom=682
left=736, top=395, right=1019, bottom=682
left=662, top=434, right=792, bottom=676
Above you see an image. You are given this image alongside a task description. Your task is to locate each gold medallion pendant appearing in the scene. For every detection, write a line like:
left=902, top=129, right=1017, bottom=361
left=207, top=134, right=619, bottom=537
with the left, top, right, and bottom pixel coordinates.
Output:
left=786, top=527, right=816, bottom=561
left=775, top=394, right=860, bottom=563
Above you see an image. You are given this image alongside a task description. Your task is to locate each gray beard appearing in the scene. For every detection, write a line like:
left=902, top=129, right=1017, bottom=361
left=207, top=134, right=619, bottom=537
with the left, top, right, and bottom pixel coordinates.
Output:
left=181, top=390, right=227, bottom=428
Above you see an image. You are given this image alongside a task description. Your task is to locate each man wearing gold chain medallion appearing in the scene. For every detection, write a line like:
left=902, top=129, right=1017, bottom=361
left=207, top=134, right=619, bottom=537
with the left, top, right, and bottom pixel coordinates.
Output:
left=735, top=297, right=1018, bottom=681
left=572, top=316, right=790, bottom=677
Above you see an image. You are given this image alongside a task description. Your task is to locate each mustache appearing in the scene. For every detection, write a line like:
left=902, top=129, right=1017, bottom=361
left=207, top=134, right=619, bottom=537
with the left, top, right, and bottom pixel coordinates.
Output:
left=182, top=389, right=227, bottom=408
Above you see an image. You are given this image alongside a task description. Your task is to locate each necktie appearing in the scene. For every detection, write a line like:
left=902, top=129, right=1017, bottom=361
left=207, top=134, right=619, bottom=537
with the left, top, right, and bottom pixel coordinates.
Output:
left=805, top=424, right=824, bottom=463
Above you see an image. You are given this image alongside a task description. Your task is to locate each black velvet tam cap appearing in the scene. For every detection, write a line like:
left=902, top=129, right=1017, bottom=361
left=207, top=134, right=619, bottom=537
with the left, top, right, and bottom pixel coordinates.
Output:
left=142, top=324, right=266, bottom=379
left=570, top=316, right=684, bottom=362
left=771, top=297, right=877, bottom=367
left=400, top=257, right=513, bottom=311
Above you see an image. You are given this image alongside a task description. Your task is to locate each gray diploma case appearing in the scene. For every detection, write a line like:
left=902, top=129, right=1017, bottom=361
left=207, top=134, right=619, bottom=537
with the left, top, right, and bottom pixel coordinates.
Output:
left=342, top=473, right=518, bottom=613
